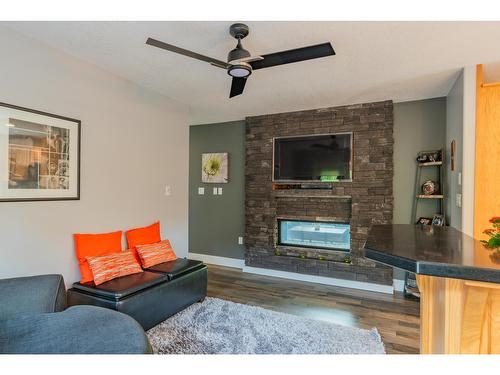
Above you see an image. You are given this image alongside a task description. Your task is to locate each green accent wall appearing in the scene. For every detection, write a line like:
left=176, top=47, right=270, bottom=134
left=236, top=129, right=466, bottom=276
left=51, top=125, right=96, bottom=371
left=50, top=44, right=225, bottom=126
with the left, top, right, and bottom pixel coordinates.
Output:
left=393, top=97, right=447, bottom=281
left=393, top=97, right=447, bottom=225
left=189, top=121, right=246, bottom=259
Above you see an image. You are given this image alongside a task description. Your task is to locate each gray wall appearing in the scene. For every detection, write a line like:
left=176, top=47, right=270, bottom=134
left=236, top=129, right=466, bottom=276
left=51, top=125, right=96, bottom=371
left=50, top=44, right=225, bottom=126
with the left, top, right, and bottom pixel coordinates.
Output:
left=445, top=72, right=464, bottom=230
left=189, top=121, right=245, bottom=259
left=393, top=98, right=447, bottom=224
left=189, top=99, right=447, bottom=268
left=0, top=26, right=190, bottom=284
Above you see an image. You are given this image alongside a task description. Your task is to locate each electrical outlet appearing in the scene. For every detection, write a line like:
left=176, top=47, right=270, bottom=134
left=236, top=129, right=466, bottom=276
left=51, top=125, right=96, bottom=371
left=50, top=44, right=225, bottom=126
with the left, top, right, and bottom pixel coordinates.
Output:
left=456, top=193, right=462, bottom=208
left=198, top=187, right=205, bottom=195
left=218, top=187, right=223, bottom=195
left=238, top=236, right=243, bottom=245
left=213, top=187, right=218, bottom=195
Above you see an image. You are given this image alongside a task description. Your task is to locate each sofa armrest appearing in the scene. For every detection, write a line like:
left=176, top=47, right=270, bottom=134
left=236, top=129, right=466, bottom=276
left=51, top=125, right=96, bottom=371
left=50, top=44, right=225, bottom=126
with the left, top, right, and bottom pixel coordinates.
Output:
left=0, top=305, right=152, bottom=354
left=0, top=274, right=66, bottom=319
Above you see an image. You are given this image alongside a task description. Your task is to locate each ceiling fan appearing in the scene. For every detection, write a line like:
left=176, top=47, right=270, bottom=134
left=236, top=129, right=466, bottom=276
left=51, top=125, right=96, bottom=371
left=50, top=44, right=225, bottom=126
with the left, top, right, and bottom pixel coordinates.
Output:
left=145, top=23, right=336, bottom=98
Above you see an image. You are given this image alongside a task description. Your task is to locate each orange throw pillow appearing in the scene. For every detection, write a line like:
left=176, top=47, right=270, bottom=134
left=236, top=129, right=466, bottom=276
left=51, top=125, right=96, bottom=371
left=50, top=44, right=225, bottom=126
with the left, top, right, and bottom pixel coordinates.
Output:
left=86, top=251, right=143, bottom=286
left=136, top=240, right=177, bottom=268
left=125, top=221, right=161, bottom=261
left=74, top=231, right=123, bottom=283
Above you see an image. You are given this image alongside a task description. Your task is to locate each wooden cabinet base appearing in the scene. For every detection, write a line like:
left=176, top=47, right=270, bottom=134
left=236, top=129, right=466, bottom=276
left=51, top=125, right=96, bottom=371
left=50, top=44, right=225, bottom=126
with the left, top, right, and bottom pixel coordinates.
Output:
left=417, top=274, right=500, bottom=354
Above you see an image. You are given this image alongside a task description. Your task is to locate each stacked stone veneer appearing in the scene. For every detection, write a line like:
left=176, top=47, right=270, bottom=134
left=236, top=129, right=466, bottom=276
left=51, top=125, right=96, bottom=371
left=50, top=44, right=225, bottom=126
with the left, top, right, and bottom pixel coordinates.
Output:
left=245, top=100, right=394, bottom=285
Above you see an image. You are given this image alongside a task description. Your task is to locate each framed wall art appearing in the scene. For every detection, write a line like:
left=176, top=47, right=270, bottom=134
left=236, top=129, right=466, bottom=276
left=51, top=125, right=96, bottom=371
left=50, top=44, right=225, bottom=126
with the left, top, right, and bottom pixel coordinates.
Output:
left=201, top=152, right=228, bottom=183
left=0, top=102, right=80, bottom=202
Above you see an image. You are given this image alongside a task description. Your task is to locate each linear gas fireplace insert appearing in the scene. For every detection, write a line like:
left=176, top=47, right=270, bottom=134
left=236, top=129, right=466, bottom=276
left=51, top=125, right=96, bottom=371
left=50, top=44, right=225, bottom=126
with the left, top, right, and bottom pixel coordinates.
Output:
left=277, top=219, right=350, bottom=251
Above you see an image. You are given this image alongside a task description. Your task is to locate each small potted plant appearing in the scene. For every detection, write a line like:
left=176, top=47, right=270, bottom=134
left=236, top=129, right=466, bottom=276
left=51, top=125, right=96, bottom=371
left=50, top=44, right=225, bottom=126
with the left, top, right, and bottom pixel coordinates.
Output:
left=481, top=217, right=500, bottom=264
left=481, top=217, right=500, bottom=249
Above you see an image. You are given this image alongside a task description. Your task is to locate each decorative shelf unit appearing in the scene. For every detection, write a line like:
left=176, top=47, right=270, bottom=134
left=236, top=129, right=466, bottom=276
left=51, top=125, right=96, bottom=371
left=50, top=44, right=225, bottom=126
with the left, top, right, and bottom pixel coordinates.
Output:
left=407, top=148, right=446, bottom=299
left=411, top=149, right=446, bottom=225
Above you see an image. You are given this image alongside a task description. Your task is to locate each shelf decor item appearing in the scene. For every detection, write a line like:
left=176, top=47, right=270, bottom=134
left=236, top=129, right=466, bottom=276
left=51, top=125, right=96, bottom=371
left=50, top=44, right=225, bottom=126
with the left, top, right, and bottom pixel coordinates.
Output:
left=416, top=150, right=442, bottom=164
left=201, top=152, right=228, bottom=183
left=417, top=217, right=432, bottom=225
left=431, top=214, right=445, bottom=226
left=0, top=102, right=80, bottom=202
left=422, top=180, right=439, bottom=195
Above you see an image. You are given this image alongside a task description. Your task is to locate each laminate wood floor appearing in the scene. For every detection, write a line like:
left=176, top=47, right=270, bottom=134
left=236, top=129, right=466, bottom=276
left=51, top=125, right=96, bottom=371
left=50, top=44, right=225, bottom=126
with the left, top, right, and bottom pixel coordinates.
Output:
left=206, top=264, right=420, bottom=354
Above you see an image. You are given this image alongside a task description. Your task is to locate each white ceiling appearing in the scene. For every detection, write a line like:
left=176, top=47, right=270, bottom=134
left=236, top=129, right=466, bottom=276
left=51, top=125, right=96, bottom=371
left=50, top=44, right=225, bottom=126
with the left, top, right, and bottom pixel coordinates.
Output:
left=6, top=21, right=500, bottom=124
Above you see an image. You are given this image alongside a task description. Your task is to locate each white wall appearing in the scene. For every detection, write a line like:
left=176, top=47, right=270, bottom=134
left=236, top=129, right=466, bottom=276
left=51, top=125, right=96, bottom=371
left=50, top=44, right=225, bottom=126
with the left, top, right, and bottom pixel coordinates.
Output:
left=0, top=26, right=190, bottom=284
left=461, top=66, right=476, bottom=237
left=445, top=71, right=464, bottom=230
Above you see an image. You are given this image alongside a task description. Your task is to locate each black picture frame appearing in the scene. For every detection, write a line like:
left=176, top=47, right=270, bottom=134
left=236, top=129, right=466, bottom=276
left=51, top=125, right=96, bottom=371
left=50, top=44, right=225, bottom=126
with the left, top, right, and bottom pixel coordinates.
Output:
left=0, top=102, right=81, bottom=202
left=417, top=217, right=432, bottom=225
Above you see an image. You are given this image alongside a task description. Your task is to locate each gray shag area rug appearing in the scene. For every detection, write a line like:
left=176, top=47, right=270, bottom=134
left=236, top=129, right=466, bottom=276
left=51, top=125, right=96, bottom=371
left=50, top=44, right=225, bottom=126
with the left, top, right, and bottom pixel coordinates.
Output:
left=147, top=297, right=385, bottom=354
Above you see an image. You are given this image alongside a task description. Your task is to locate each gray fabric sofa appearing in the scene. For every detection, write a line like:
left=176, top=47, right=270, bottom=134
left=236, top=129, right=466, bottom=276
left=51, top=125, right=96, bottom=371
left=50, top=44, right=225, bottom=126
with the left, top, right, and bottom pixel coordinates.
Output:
left=0, top=274, right=152, bottom=354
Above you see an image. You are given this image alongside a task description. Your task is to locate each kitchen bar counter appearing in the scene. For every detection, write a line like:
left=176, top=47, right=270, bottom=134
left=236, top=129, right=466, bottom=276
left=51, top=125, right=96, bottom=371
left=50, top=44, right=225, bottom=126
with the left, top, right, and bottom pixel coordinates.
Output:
left=364, top=224, right=500, bottom=283
left=364, top=224, right=500, bottom=354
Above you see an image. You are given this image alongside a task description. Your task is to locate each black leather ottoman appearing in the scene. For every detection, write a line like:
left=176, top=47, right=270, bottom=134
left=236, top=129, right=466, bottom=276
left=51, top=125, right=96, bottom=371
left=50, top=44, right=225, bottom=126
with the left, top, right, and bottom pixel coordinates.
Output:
left=67, top=259, right=207, bottom=330
left=145, top=258, right=206, bottom=280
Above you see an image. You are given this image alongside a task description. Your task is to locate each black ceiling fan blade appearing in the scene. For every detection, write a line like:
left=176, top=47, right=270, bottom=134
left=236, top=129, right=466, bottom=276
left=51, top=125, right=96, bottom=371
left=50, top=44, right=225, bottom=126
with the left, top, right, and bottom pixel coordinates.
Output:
left=250, top=43, right=335, bottom=70
left=229, top=77, right=247, bottom=98
left=146, top=37, right=230, bottom=69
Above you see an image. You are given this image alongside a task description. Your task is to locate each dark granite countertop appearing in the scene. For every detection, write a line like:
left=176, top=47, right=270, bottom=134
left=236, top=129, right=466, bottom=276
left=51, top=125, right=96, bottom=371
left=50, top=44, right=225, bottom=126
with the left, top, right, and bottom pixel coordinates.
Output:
left=364, top=224, right=500, bottom=283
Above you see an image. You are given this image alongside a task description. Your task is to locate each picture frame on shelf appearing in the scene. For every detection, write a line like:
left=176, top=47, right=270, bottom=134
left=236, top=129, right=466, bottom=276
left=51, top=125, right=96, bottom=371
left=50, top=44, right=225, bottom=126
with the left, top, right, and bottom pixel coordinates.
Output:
left=0, top=102, right=81, bottom=202
left=432, top=214, right=445, bottom=226
left=417, top=217, right=432, bottom=225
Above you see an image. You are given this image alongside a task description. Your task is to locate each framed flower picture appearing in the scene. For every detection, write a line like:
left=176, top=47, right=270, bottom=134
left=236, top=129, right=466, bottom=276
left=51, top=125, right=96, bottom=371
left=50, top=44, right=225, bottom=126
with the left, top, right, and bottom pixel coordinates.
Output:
left=201, top=152, right=228, bottom=183
left=0, top=102, right=81, bottom=202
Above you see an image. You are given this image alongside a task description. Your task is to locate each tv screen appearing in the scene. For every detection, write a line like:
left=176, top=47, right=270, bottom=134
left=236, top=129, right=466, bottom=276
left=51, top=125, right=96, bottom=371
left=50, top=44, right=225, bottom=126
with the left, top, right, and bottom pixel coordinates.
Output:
left=273, top=133, right=352, bottom=182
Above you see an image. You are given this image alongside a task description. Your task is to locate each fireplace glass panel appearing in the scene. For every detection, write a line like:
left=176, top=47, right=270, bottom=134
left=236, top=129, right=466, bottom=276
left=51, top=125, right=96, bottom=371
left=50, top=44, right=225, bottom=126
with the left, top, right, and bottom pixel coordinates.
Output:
left=278, top=220, right=350, bottom=251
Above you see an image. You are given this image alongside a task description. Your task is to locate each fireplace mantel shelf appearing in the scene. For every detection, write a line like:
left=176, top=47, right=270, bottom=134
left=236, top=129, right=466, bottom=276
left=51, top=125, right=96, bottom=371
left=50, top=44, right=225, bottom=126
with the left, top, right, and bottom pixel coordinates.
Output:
left=273, top=194, right=352, bottom=199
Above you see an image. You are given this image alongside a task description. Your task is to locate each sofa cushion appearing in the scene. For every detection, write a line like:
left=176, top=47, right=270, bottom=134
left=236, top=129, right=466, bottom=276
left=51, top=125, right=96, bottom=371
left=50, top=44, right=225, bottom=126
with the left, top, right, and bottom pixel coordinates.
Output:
left=125, top=221, right=161, bottom=262
left=86, top=250, right=143, bottom=285
left=74, top=230, right=123, bottom=283
left=136, top=240, right=177, bottom=268
left=145, top=258, right=204, bottom=280
left=72, top=271, right=169, bottom=300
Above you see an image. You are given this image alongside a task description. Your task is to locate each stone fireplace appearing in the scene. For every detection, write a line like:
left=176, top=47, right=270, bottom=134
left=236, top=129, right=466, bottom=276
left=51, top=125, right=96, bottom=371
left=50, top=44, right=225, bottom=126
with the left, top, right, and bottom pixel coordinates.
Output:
left=245, top=100, right=394, bottom=286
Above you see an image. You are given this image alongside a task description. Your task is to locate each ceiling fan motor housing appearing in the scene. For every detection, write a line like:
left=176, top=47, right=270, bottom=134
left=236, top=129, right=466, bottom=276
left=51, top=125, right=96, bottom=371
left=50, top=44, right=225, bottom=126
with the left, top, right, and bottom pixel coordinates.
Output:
left=227, top=24, right=252, bottom=77
left=227, top=40, right=251, bottom=63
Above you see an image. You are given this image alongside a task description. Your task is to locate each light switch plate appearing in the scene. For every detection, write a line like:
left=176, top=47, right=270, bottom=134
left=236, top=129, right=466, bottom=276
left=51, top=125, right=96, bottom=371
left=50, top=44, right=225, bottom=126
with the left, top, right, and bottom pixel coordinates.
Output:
left=458, top=172, right=462, bottom=186
left=164, top=185, right=172, bottom=196
left=213, top=187, right=218, bottom=195
left=238, top=236, right=243, bottom=245
left=218, top=187, right=223, bottom=195
left=198, top=187, right=205, bottom=195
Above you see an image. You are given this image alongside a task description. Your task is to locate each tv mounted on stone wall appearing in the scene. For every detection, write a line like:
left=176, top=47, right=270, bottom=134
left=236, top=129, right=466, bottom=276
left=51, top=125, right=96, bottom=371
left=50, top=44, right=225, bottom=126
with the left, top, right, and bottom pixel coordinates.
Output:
left=273, top=132, right=352, bottom=182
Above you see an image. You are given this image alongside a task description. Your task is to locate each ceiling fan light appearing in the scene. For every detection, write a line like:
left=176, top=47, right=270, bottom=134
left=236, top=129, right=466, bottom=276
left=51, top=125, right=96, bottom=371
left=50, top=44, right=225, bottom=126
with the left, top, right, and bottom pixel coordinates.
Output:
left=228, top=64, right=251, bottom=78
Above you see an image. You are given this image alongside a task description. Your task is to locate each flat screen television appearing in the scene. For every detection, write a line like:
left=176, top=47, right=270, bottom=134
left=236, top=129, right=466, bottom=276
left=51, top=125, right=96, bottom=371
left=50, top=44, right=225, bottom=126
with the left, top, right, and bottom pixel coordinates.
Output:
left=273, top=133, right=352, bottom=182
